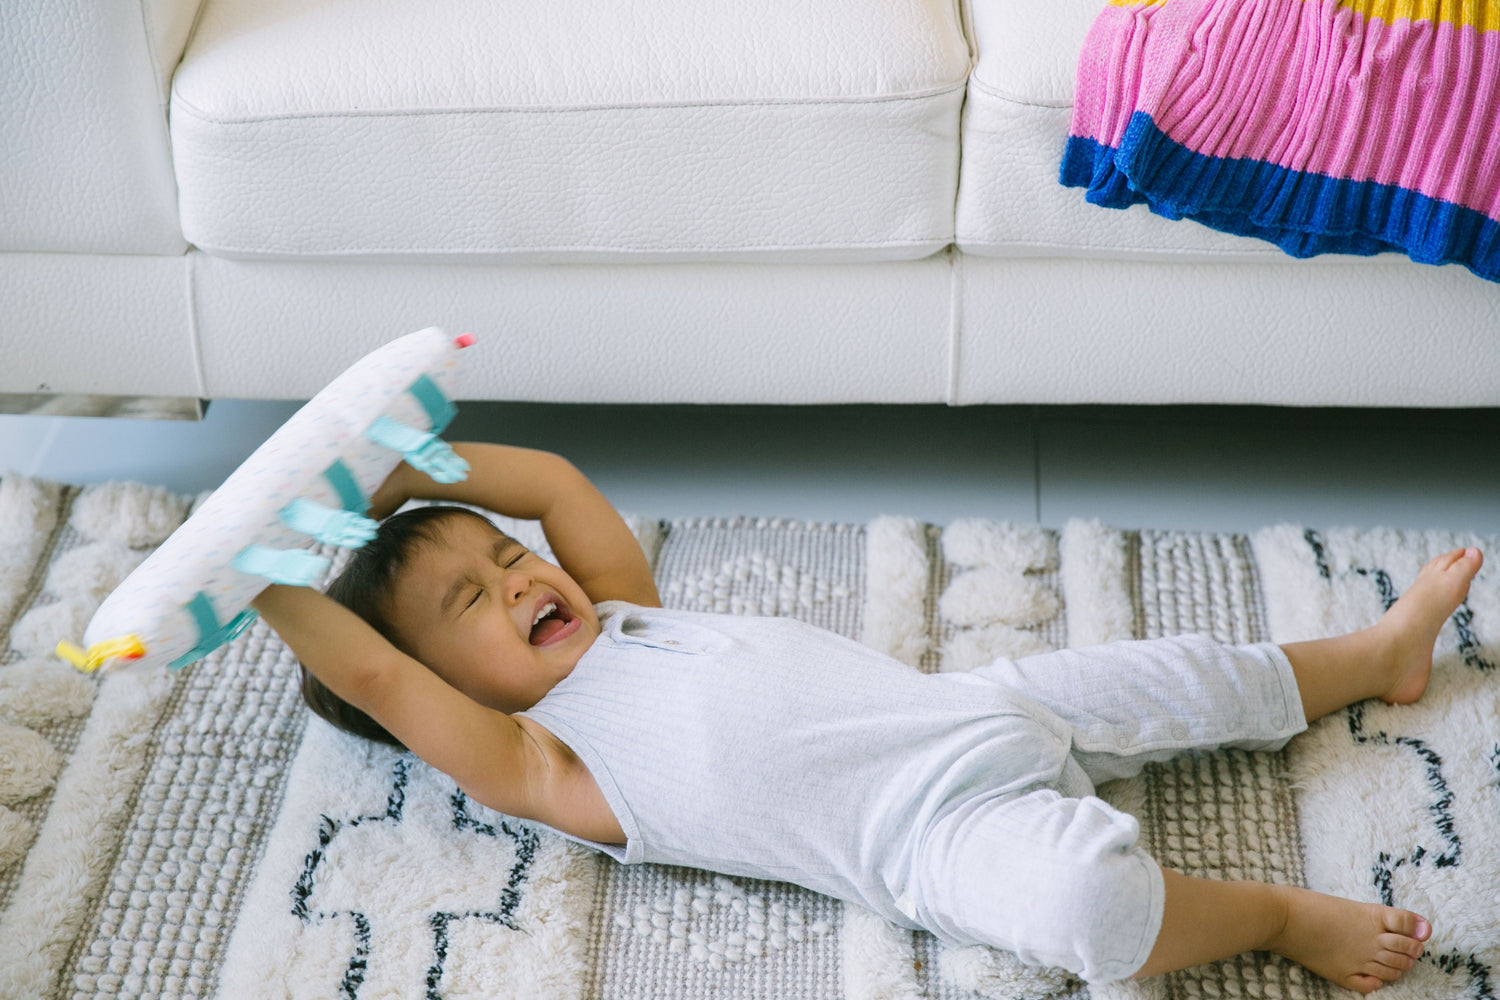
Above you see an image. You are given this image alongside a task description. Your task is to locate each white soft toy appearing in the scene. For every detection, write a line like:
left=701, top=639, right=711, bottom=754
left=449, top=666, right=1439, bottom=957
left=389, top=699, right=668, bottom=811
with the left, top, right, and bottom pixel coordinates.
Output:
left=59, top=328, right=475, bottom=674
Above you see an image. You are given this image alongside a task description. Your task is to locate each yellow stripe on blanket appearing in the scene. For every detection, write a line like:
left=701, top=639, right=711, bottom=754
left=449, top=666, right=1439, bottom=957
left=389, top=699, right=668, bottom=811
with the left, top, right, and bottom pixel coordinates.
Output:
left=1343, top=0, right=1500, bottom=28
left=1106, top=0, right=1500, bottom=31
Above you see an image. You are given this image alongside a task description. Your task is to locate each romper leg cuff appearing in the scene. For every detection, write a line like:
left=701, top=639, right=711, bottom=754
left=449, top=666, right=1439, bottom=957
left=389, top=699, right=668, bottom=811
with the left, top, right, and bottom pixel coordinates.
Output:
left=1252, top=641, right=1310, bottom=748
left=1098, top=852, right=1166, bottom=983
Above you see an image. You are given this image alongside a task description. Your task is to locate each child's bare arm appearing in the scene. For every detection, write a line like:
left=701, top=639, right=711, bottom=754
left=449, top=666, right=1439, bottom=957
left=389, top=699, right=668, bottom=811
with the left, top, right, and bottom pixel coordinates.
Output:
left=370, top=442, right=660, bottom=607
left=252, top=583, right=559, bottom=823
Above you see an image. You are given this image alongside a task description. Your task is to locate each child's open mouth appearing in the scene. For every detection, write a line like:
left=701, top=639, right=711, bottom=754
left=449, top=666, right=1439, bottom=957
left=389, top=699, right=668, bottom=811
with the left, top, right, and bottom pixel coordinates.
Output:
left=529, top=596, right=580, bottom=646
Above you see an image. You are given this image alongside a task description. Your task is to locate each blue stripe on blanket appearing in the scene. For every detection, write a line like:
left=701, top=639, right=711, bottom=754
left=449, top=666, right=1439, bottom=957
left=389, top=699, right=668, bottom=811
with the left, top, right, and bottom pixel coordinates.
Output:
left=1061, top=111, right=1500, bottom=281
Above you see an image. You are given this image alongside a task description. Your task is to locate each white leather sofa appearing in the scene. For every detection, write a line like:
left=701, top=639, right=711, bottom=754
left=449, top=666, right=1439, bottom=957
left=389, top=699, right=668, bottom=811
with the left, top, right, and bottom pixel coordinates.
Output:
left=5, top=0, right=1498, bottom=407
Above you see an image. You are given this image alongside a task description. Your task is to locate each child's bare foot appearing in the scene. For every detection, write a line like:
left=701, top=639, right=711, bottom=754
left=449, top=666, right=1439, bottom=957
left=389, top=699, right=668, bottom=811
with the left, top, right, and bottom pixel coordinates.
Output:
left=1268, top=886, right=1431, bottom=993
left=1373, top=547, right=1484, bottom=705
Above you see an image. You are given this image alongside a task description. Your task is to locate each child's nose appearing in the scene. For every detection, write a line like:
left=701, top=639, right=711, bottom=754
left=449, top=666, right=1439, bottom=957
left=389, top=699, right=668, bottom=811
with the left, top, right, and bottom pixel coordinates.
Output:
left=501, top=569, right=533, bottom=603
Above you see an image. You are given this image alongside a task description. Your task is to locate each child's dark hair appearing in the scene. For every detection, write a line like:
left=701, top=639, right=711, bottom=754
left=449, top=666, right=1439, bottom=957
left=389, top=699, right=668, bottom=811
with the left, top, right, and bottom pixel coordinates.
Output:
left=299, top=504, right=503, bottom=750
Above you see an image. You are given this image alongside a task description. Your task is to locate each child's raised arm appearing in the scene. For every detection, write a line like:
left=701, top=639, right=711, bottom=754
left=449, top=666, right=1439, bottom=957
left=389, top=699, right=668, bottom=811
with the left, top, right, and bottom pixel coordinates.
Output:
left=251, top=584, right=578, bottom=830
left=369, top=442, right=660, bottom=608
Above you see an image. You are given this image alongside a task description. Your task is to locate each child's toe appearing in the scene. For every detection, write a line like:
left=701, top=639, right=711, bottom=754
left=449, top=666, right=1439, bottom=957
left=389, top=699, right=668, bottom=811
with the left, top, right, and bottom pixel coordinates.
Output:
left=1431, top=547, right=1479, bottom=573
left=1381, top=909, right=1430, bottom=941
left=1377, top=931, right=1424, bottom=959
left=1429, top=550, right=1457, bottom=575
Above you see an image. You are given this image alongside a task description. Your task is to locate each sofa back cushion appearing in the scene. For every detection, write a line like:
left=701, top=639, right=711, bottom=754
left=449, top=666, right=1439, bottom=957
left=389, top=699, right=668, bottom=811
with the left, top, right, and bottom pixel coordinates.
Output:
left=956, top=0, right=1284, bottom=260
left=2, top=0, right=201, bottom=254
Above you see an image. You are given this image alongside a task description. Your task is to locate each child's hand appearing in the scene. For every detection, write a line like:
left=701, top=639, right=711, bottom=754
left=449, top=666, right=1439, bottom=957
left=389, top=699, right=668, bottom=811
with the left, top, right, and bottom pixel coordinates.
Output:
left=368, top=460, right=418, bottom=520
left=360, top=441, right=660, bottom=608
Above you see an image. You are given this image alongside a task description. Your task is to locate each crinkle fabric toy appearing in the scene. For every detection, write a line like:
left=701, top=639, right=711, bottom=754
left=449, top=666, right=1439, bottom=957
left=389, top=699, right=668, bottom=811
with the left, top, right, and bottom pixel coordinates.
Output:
left=59, top=328, right=475, bottom=674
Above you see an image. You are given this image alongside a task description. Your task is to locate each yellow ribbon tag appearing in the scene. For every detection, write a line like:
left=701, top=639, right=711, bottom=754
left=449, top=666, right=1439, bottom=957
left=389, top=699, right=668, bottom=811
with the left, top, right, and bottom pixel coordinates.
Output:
left=56, top=635, right=146, bottom=674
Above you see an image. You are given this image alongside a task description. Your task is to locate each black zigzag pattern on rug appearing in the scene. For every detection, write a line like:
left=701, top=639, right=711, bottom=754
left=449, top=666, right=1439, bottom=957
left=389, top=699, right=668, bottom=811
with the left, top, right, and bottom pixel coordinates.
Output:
left=1351, top=564, right=1399, bottom=610
left=1341, top=558, right=1465, bottom=891
left=1303, top=528, right=1332, bottom=580
left=423, top=791, right=540, bottom=1000
left=287, top=756, right=540, bottom=1000
left=1314, top=537, right=1497, bottom=1000
left=289, top=757, right=411, bottom=999
left=1455, top=603, right=1498, bottom=673
left=1454, top=747, right=1500, bottom=998
left=1430, top=952, right=1497, bottom=1000
left=1349, top=701, right=1462, bottom=890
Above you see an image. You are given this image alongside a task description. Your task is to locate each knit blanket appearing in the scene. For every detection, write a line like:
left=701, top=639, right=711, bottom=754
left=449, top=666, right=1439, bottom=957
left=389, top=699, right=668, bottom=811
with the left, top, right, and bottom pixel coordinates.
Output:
left=1061, top=0, right=1500, bottom=280
left=2, top=474, right=1497, bottom=1000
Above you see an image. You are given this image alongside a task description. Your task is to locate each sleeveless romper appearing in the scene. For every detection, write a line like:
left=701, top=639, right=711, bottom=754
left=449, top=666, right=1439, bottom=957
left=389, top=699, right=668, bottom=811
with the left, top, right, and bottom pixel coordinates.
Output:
left=517, top=602, right=1304, bottom=982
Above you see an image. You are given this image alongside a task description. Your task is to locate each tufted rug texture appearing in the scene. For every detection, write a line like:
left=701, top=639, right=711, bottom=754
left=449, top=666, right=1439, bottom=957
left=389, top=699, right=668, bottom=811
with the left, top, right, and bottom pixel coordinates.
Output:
left=0, top=472, right=1495, bottom=1000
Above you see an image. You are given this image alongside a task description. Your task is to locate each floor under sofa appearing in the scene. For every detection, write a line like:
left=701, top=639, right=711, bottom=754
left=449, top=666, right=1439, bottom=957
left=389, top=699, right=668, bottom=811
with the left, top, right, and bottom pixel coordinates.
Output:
left=1, top=403, right=1497, bottom=535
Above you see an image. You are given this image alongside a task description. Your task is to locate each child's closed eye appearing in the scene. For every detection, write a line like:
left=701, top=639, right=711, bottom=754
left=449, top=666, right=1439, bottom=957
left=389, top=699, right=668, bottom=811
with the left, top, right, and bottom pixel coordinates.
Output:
left=496, top=539, right=528, bottom=569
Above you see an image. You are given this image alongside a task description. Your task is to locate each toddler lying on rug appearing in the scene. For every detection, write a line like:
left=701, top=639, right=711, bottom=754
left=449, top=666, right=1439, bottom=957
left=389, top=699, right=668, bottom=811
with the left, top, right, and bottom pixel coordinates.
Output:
left=252, top=441, right=1482, bottom=992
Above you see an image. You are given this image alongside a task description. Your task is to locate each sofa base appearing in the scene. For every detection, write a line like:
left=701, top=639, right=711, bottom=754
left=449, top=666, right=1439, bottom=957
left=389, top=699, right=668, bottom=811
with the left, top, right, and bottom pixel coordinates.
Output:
left=4, top=250, right=1495, bottom=406
left=0, top=393, right=207, bottom=421
left=955, top=254, right=1500, bottom=407
left=190, top=254, right=956, bottom=403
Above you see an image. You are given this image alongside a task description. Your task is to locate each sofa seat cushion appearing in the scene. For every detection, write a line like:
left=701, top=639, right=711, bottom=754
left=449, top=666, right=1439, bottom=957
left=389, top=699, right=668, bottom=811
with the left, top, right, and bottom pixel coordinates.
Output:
left=170, top=0, right=970, bottom=262
left=956, top=0, right=1286, bottom=261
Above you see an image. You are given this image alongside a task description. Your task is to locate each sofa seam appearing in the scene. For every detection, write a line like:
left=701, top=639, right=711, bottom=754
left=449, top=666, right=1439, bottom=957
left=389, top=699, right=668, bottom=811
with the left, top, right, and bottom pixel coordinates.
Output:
left=965, top=75, right=1074, bottom=111
left=167, top=78, right=971, bottom=125
left=185, top=253, right=208, bottom=399
left=137, top=0, right=188, bottom=237
left=954, top=238, right=1283, bottom=259
left=137, top=2, right=166, bottom=111
left=946, top=248, right=964, bottom=405
left=954, top=0, right=977, bottom=65
left=184, top=238, right=959, bottom=258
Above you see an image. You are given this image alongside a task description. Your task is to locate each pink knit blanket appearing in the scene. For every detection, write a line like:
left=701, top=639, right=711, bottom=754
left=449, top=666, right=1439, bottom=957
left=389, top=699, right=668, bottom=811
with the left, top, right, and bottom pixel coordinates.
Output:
left=1061, top=0, right=1500, bottom=280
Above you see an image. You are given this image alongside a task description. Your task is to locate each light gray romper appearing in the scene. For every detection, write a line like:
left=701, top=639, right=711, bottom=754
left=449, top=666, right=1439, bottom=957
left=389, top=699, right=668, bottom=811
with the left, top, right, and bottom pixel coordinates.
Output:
left=517, top=602, right=1306, bottom=982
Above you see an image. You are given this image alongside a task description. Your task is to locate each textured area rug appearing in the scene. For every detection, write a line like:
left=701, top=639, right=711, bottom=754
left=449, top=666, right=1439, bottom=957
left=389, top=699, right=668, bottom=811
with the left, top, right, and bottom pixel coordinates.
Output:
left=0, top=472, right=1495, bottom=1000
